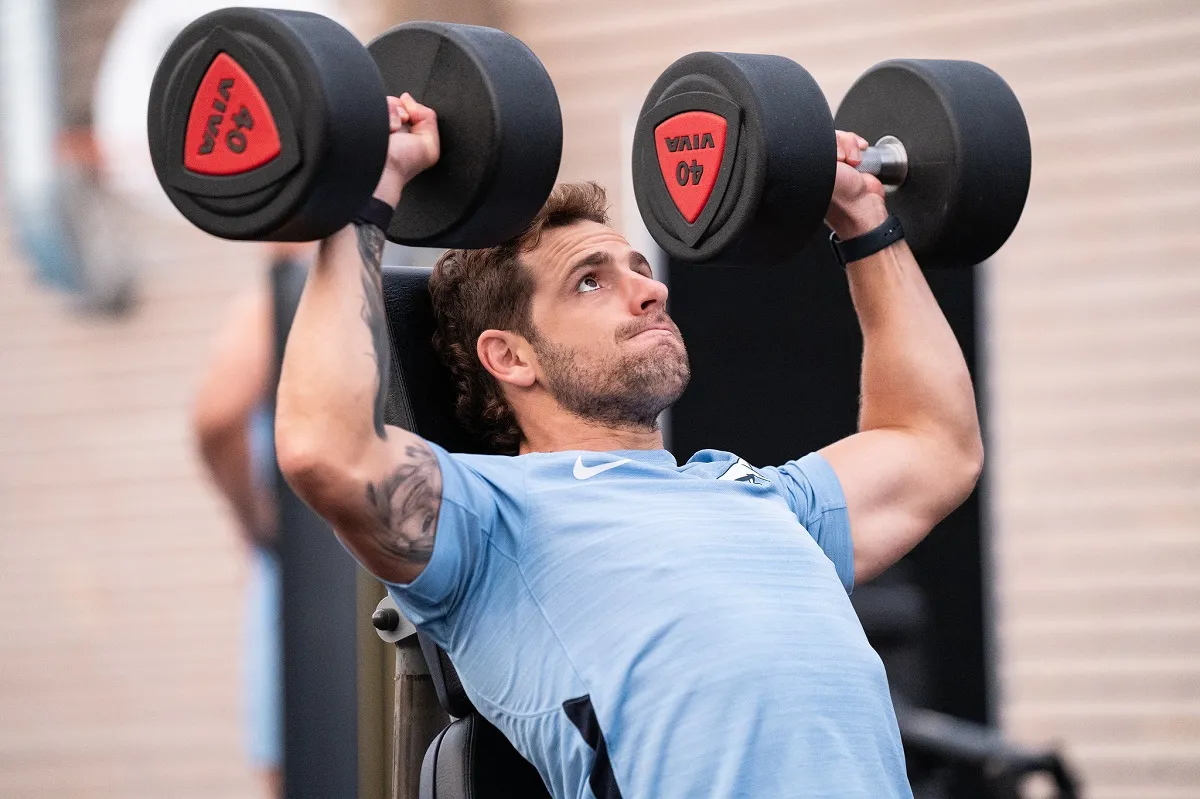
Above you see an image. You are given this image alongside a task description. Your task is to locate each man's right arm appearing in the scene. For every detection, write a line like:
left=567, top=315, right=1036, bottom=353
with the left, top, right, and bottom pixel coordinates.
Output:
left=275, top=94, right=443, bottom=585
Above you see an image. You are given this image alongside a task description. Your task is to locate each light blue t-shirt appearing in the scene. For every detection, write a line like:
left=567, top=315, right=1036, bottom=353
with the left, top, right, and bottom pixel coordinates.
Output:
left=387, top=445, right=911, bottom=799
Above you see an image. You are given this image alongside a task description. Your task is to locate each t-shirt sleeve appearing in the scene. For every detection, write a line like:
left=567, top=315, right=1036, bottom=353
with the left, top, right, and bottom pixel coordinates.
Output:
left=763, top=452, right=854, bottom=593
left=383, top=442, right=523, bottom=628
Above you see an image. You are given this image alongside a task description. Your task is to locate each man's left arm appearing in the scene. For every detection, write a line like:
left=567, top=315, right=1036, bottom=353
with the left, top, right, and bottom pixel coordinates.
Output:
left=819, top=131, right=985, bottom=584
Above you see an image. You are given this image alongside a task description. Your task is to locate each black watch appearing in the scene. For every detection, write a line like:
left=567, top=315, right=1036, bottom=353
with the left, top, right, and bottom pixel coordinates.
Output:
left=352, top=196, right=396, bottom=231
left=829, top=213, right=905, bottom=268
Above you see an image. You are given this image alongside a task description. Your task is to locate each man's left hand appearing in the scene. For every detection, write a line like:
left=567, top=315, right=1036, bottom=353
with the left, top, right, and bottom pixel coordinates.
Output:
left=824, top=130, right=889, bottom=240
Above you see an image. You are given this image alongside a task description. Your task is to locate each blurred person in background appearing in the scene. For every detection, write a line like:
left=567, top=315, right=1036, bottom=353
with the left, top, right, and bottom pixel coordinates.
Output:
left=94, top=3, right=332, bottom=792
left=192, top=244, right=311, bottom=799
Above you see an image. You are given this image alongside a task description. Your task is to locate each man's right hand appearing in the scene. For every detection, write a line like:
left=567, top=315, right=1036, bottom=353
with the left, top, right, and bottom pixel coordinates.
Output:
left=372, top=93, right=441, bottom=207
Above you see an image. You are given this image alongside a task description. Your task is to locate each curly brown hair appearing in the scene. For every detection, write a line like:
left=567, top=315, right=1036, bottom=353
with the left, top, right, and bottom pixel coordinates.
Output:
left=428, top=182, right=610, bottom=454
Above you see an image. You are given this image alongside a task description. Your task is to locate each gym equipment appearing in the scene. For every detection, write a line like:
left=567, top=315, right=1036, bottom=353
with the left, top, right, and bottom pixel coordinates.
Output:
left=148, top=8, right=562, bottom=246
left=895, top=700, right=1081, bottom=798
left=367, top=23, right=563, bottom=248
left=267, top=258, right=366, bottom=796
left=632, top=54, right=1030, bottom=268
left=835, top=60, right=1031, bottom=269
left=632, top=52, right=835, bottom=267
left=374, top=270, right=548, bottom=799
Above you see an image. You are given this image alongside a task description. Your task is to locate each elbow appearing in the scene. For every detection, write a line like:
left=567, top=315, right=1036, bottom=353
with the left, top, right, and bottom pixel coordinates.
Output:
left=914, top=433, right=982, bottom=533
left=276, top=428, right=333, bottom=503
left=952, top=430, right=985, bottom=504
left=920, top=425, right=983, bottom=511
left=192, top=403, right=240, bottom=459
left=965, top=441, right=984, bottom=496
left=963, top=417, right=985, bottom=480
left=274, top=420, right=362, bottom=513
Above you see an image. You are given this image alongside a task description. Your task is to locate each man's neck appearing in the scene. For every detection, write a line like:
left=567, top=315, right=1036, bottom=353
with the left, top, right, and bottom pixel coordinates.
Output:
left=516, top=399, right=665, bottom=454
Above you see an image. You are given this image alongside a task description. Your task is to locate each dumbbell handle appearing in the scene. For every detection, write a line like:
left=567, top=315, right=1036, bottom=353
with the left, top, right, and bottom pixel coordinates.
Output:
left=855, top=135, right=908, bottom=187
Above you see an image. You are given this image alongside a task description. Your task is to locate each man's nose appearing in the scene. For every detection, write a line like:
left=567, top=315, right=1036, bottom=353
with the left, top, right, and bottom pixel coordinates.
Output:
left=628, top=271, right=668, bottom=313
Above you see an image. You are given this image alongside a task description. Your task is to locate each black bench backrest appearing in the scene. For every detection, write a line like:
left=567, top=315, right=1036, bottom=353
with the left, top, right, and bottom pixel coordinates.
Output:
left=382, top=265, right=550, bottom=797
left=382, top=265, right=490, bottom=456
left=382, top=265, right=484, bottom=718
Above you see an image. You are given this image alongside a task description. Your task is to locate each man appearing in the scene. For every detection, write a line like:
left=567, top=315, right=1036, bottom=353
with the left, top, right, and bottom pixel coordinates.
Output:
left=276, top=94, right=982, bottom=797
left=193, top=245, right=311, bottom=799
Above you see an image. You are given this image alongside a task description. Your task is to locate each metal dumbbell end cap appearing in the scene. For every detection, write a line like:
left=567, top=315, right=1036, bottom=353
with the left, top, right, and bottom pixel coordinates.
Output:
left=856, top=135, right=908, bottom=190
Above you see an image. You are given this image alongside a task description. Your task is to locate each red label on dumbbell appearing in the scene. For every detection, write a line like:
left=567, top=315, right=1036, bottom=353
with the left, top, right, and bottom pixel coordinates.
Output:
left=183, top=52, right=281, bottom=176
left=654, top=111, right=727, bottom=225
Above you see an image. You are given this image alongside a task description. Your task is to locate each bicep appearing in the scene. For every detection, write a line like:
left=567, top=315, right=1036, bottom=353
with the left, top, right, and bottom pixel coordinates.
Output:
left=302, top=434, right=498, bottom=625
left=819, top=429, right=968, bottom=583
left=314, top=429, right=445, bottom=586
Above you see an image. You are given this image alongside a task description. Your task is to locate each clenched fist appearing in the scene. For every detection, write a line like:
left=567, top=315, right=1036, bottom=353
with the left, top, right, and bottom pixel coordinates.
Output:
left=372, top=93, right=441, bottom=206
left=824, top=129, right=888, bottom=241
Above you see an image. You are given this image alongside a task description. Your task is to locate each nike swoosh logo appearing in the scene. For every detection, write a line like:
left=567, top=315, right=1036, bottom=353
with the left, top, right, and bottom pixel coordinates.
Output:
left=573, top=456, right=631, bottom=480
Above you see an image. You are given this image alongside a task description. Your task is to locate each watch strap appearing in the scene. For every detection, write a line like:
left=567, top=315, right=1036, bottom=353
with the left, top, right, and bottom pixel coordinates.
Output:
left=830, top=213, right=905, bottom=267
left=352, top=196, right=396, bottom=231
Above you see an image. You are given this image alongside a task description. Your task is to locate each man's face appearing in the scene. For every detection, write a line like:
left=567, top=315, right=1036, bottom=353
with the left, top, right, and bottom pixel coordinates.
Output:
left=522, top=220, right=690, bottom=430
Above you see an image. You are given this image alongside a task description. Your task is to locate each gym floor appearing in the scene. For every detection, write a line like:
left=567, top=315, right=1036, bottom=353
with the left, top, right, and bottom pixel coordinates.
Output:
left=1, top=1, right=1197, bottom=798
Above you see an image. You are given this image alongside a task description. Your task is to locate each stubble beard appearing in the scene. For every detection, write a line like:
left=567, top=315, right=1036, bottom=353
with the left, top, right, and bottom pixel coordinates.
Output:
left=533, top=328, right=691, bottom=431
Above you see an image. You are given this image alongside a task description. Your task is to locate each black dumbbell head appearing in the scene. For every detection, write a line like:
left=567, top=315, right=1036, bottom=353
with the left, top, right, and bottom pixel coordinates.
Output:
left=368, top=22, right=563, bottom=249
left=835, top=59, right=1031, bottom=268
left=148, top=7, right=389, bottom=241
left=632, top=51, right=836, bottom=266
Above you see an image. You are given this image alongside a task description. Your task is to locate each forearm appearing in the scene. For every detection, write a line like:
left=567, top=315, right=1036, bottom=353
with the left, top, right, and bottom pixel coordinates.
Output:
left=819, top=133, right=981, bottom=580
left=276, top=220, right=392, bottom=465
left=197, top=427, right=275, bottom=547
left=845, top=239, right=981, bottom=454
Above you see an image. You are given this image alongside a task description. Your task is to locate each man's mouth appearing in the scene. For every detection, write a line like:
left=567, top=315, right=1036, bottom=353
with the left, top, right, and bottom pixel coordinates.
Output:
left=628, top=325, right=679, bottom=344
left=623, top=316, right=678, bottom=339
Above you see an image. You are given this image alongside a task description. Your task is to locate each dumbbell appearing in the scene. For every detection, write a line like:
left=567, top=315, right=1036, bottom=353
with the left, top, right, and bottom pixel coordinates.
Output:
left=631, top=54, right=1031, bottom=268
left=147, top=8, right=562, bottom=246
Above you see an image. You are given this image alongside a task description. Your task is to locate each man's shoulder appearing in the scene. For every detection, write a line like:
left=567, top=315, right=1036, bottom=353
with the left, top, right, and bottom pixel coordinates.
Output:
left=430, top=447, right=531, bottom=506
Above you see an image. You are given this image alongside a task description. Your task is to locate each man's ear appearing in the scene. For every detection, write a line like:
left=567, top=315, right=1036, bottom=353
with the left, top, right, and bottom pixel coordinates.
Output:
left=477, top=330, right=536, bottom=388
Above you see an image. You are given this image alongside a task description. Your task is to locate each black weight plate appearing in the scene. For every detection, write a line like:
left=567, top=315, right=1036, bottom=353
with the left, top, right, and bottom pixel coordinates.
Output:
left=369, top=23, right=563, bottom=248
left=835, top=59, right=1031, bottom=268
left=632, top=52, right=835, bottom=266
left=148, top=7, right=388, bottom=241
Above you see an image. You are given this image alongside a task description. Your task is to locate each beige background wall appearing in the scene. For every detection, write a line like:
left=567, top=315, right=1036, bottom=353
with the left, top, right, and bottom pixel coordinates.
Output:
left=0, top=0, right=1197, bottom=797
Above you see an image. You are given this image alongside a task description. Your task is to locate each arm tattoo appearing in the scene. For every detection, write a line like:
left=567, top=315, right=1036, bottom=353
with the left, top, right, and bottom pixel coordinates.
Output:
left=364, top=442, right=442, bottom=563
left=356, top=222, right=391, bottom=440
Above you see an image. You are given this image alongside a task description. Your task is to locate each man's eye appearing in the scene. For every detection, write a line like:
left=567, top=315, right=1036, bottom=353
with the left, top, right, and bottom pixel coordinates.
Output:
left=577, top=276, right=601, bottom=293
